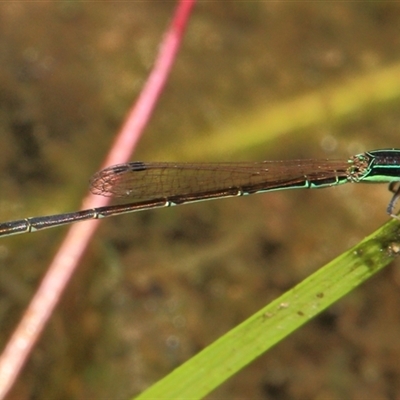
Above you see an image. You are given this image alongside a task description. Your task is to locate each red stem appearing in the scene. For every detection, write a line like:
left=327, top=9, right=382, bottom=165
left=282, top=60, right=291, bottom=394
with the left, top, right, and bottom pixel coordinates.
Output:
left=0, top=1, right=196, bottom=398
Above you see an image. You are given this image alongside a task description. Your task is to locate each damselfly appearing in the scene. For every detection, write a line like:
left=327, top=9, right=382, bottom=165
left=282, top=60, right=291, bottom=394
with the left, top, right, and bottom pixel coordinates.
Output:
left=1, top=148, right=400, bottom=237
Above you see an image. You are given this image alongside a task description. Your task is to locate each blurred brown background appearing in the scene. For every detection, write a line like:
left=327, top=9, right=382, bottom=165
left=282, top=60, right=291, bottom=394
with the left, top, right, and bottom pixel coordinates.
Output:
left=1, top=2, right=400, bottom=399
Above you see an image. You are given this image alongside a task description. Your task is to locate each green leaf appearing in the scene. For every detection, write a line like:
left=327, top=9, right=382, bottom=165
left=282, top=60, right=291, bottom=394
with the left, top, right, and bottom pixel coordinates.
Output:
left=136, top=218, right=400, bottom=399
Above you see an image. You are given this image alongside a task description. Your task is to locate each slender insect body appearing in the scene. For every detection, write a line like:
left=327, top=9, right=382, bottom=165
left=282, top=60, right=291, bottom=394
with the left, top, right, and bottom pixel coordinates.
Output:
left=0, top=149, right=399, bottom=237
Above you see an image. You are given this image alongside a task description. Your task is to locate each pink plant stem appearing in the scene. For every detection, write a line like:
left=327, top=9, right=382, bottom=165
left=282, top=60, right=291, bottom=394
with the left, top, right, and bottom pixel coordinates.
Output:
left=0, top=1, right=196, bottom=398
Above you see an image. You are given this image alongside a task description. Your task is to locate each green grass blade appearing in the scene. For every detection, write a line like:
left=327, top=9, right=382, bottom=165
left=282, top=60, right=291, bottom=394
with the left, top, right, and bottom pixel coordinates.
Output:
left=156, top=62, right=400, bottom=161
left=135, top=218, right=400, bottom=400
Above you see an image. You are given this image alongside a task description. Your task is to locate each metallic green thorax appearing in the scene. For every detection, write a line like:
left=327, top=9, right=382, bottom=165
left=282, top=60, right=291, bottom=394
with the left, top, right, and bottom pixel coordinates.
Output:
left=351, top=149, right=400, bottom=183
